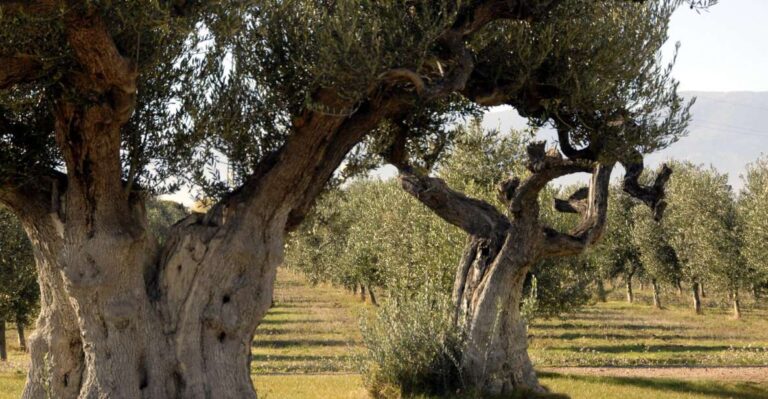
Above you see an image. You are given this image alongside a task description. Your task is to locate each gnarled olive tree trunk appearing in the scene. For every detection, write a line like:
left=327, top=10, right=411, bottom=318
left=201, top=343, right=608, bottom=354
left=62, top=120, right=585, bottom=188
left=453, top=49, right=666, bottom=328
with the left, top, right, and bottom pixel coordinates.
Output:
left=651, top=279, right=662, bottom=309
left=0, top=8, right=402, bottom=397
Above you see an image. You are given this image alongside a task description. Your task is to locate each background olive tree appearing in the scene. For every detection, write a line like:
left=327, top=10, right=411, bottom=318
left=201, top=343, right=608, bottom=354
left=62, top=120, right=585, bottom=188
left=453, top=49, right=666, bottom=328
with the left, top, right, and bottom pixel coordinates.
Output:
left=0, top=207, right=38, bottom=360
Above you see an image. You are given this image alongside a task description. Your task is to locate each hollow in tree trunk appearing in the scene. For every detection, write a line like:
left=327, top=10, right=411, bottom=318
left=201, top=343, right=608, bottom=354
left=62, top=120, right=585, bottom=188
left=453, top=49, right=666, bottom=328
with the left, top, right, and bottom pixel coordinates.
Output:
left=651, top=279, right=662, bottom=309
left=15, top=322, right=26, bottom=352
left=692, top=282, right=703, bottom=315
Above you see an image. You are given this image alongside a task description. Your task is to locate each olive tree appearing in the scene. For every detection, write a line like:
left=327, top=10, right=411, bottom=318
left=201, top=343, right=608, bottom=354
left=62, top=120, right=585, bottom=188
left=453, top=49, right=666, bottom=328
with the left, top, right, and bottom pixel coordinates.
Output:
left=631, top=205, right=680, bottom=309
left=666, top=162, right=746, bottom=317
left=590, top=188, right=643, bottom=304
left=738, top=157, right=768, bottom=302
left=375, top=0, right=701, bottom=391
left=0, top=0, right=711, bottom=397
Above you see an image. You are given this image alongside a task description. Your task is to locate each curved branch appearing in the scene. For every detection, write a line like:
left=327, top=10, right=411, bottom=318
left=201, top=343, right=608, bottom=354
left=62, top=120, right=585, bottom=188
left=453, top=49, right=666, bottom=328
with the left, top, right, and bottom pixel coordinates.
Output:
left=398, top=168, right=509, bottom=237
left=540, top=163, right=614, bottom=258
left=505, top=142, right=592, bottom=214
left=620, top=152, right=672, bottom=220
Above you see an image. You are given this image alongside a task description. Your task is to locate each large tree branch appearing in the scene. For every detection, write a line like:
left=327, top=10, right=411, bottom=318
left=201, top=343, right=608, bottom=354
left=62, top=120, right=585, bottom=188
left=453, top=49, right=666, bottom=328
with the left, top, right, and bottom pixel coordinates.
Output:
left=398, top=168, right=510, bottom=237
left=620, top=151, right=672, bottom=220
left=540, top=163, right=614, bottom=258
left=501, top=142, right=592, bottom=215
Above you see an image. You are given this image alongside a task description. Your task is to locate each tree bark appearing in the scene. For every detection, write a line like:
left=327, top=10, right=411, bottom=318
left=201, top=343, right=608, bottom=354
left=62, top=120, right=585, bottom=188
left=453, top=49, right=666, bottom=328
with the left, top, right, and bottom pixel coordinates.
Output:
left=452, top=233, right=541, bottom=395
left=0, top=320, right=6, bottom=361
left=732, top=289, right=741, bottom=319
left=626, top=276, right=634, bottom=304
left=360, top=285, right=367, bottom=302
left=369, top=287, right=378, bottom=306
left=676, top=279, right=683, bottom=296
left=692, top=282, right=703, bottom=315
left=699, top=281, right=706, bottom=298
left=651, top=279, right=662, bottom=309
left=16, top=322, right=26, bottom=352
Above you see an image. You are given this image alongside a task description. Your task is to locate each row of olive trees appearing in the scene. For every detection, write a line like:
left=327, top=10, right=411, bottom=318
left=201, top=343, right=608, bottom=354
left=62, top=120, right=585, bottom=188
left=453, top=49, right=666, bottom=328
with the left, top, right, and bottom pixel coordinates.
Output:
left=287, top=121, right=597, bottom=318
left=590, top=159, right=768, bottom=318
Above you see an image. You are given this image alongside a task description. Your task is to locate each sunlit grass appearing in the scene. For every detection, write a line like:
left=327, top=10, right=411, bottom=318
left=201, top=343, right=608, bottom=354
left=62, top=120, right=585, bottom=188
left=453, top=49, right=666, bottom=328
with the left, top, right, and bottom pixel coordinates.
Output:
left=2, top=272, right=768, bottom=398
left=529, top=287, right=768, bottom=368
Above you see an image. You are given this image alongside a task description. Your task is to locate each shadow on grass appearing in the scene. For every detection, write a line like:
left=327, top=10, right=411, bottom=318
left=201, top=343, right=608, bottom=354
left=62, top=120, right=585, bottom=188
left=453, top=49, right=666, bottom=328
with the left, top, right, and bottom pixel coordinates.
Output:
left=556, top=344, right=731, bottom=353
left=258, top=319, right=326, bottom=325
left=250, top=353, right=353, bottom=362
left=540, top=372, right=768, bottom=399
left=533, top=322, right=679, bottom=331
left=533, top=333, right=692, bottom=341
left=252, top=339, right=352, bottom=348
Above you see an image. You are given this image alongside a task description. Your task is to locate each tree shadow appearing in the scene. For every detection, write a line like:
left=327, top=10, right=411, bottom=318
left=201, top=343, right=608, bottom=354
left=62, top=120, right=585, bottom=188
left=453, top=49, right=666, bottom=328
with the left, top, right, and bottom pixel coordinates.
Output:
left=556, top=344, right=731, bottom=353
left=252, top=339, right=352, bottom=348
left=539, top=372, right=768, bottom=399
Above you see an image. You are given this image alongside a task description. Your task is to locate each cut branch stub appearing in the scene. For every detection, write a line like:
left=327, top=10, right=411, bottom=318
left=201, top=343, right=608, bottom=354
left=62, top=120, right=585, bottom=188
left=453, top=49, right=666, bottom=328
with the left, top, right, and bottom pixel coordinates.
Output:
left=553, top=187, right=589, bottom=214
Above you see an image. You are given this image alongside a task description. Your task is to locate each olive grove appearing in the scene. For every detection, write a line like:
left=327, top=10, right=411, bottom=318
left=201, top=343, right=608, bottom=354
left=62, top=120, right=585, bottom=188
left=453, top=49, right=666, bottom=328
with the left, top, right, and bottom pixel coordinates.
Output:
left=0, top=0, right=713, bottom=398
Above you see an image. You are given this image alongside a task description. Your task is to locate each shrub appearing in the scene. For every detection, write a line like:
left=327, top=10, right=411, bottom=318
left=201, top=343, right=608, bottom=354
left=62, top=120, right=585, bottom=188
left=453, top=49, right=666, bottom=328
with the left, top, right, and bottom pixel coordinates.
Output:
left=360, top=287, right=463, bottom=398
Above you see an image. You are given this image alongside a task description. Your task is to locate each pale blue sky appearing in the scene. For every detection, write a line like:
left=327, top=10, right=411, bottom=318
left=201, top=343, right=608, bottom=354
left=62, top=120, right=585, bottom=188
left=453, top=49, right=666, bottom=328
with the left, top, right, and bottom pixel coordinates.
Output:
left=665, top=0, right=768, bottom=91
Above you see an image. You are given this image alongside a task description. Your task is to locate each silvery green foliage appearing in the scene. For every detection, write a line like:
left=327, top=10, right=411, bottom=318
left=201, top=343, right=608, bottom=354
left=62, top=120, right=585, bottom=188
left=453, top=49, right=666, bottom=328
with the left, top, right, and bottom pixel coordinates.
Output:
left=631, top=198, right=680, bottom=286
left=738, top=157, right=768, bottom=289
left=665, top=162, right=747, bottom=295
left=589, top=187, right=643, bottom=281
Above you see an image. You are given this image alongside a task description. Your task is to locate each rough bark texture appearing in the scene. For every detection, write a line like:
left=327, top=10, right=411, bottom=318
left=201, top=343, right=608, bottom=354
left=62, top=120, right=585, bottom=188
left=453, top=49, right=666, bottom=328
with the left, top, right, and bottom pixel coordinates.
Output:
left=387, top=137, right=655, bottom=395
left=16, top=322, right=26, bottom=352
left=651, top=279, right=662, bottom=309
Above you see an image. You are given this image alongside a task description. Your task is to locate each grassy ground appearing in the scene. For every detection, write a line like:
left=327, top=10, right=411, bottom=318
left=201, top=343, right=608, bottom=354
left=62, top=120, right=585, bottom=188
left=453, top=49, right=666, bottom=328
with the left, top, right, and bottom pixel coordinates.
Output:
left=529, top=293, right=768, bottom=367
left=1, top=272, right=767, bottom=398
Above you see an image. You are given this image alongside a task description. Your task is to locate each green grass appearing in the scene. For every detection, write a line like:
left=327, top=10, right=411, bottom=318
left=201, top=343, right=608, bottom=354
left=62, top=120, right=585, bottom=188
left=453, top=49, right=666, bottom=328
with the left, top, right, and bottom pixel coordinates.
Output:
left=2, top=273, right=768, bottom=398
left=529, top=288, right=768, bottom=368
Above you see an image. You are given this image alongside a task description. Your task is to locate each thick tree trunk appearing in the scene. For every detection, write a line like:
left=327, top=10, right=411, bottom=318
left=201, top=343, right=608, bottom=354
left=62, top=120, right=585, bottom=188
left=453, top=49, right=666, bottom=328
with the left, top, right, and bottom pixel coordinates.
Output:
left=16, top=322, right=26, bottom=352
left=0, top=320, right=6, bottom=361
left=626, top=276, right=634, bottom=304
left=369, top=287, right=378, bottom=306
left=651, top=279, right=662, bottom=309
left=452, top=232, right=542, bottom=395
left=596, top=280, right=607, bottom=302
left=732, top=289, right=741, bottom=319
left=692, top=282, right=703, bottom=315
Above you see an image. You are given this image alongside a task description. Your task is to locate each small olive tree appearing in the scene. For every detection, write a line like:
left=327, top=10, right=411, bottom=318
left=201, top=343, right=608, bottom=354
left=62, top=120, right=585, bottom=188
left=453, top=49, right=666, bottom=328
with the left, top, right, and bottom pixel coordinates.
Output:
left=666, top=162, right=746, bottom=317
left=738, top=157, right=768, bottom=302
left=631, top=205, right=680, bottom=309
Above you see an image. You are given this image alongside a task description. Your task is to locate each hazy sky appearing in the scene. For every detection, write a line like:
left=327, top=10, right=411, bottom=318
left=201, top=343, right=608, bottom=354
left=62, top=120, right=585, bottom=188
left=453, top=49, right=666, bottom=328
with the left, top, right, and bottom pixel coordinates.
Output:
left=665, top=0, right=768, bottom=91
